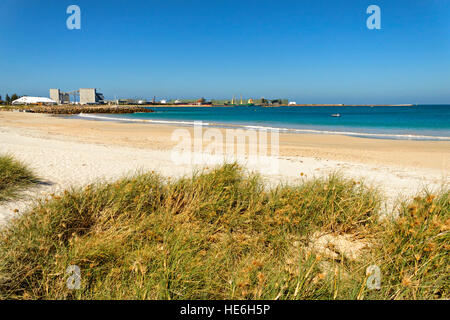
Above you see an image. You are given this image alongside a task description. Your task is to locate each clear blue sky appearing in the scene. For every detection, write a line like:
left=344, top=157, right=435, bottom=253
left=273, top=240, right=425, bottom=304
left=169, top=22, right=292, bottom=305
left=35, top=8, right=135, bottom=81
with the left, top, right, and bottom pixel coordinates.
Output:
left=1, top=0, right=449, bottom=104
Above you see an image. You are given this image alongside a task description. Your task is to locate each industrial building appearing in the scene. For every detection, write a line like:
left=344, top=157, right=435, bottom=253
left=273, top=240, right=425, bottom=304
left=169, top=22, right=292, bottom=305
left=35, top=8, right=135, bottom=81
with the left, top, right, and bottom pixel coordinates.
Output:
left=79, top=88, right=105, bottom=105
left=12, top=96, right=57, bottom=105
left=49, top=88, right=105, bottom=105
left=49, top=89, right=70, bottom=104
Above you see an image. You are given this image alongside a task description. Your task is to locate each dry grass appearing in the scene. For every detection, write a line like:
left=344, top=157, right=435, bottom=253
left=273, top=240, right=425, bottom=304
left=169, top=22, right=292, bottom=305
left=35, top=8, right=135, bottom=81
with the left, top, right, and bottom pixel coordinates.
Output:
left=0, top=163, right=447, bottom=300
left=0, top=154, right=38, bottom=202
left=363, top=190, right=449, bottom=299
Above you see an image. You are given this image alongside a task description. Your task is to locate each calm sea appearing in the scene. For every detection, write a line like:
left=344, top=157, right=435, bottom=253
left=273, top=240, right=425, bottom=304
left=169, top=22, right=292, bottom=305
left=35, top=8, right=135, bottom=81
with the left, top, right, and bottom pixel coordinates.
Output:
left=77, top=105, right=450, bottom=141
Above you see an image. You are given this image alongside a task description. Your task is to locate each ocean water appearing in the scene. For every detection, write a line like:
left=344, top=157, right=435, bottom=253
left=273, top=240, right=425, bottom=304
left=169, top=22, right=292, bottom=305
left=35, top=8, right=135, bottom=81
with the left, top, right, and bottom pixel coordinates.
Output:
left=77, top=105, right=450, bottom=141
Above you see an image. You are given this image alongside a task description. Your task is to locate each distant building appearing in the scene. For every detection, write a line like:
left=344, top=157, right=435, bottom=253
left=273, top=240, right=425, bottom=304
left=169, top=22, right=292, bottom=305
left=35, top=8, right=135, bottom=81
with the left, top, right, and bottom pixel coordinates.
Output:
left=269, top=99, right=288, bottom=106
left=49, top=89, right=70, bottom=104
left=288, top=101, right=297, bottom=105
left=118, top=99, right=137, bottom=105
left=80, top=88, right=105, bottom=105
left=50, top=88, right=104, bottom=105
left=12, top=96, right=57, bottom=105
left=248, top=98, right=288, bottom=106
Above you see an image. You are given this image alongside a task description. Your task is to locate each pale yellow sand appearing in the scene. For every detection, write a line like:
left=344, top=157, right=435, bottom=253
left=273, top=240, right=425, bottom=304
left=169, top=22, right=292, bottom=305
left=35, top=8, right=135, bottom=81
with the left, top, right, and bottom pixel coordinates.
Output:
left=0, top=112, right=448, bottom=224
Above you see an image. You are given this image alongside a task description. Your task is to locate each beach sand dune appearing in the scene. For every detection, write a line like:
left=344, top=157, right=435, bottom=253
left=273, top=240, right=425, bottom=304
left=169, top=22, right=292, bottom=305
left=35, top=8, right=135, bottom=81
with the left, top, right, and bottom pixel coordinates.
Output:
left=0, top=112, right=448, bottom=225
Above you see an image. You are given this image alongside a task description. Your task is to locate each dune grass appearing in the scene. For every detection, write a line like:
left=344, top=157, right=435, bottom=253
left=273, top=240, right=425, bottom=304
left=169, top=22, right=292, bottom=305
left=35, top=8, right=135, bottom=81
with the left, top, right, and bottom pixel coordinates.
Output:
left=0, top=163, right=447, bottom=300
left=365, top=190, right=449, bottom=300
left=0, top=155, right=37, bottom=202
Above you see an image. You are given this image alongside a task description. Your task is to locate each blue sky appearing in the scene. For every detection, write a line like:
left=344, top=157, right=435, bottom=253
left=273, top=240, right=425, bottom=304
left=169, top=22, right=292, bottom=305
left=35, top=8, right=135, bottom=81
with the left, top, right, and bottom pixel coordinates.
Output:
left=1, top=0, right=449, bottom=104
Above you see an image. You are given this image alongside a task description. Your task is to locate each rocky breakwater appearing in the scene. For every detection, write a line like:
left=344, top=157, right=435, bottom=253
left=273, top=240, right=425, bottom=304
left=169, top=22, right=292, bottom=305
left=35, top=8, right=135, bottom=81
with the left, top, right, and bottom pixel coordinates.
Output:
left=16, top=105, right=154, bottom=114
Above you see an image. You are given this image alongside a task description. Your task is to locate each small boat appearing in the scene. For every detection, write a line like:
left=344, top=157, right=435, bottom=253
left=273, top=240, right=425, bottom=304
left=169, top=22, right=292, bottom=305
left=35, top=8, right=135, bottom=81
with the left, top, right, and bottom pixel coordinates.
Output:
left=331, top=113, right=341, bottom=117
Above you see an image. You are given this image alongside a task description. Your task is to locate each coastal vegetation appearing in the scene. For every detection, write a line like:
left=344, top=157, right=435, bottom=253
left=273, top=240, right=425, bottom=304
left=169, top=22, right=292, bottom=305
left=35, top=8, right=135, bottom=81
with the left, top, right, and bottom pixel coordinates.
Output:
left=0, top=155, right=38, bottom=202
left=0, top=164, right=448, bottom=300
left=0, top=94, right=19, bottom=105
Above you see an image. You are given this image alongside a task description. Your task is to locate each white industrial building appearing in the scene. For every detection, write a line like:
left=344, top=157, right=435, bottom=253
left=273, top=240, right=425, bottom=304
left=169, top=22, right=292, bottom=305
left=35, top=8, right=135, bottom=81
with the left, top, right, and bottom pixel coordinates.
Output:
left=12, top=96, right=57, bottom=105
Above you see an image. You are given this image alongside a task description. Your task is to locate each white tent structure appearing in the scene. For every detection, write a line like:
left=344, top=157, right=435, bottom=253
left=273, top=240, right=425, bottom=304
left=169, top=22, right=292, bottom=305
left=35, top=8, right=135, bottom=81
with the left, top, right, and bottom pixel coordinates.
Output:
left=12, top=96, right=57, bottom=105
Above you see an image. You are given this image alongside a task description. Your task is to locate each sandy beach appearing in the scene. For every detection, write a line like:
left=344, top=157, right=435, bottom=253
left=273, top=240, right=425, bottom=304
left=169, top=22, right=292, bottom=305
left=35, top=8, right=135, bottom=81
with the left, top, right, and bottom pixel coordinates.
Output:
left=0, top=111, right=448, bottom=225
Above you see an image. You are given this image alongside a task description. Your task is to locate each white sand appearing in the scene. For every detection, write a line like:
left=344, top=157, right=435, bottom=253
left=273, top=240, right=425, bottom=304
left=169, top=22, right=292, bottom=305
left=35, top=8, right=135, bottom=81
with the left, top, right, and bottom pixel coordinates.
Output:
left=0, top=125, right=447, bottom=226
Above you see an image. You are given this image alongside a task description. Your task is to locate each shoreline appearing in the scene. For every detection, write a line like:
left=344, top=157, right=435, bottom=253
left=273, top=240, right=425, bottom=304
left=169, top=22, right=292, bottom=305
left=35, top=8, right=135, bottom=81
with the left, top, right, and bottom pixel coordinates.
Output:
left=1, top=111, right=449, bottom=170
left=74, top=113, right=450, bottom=142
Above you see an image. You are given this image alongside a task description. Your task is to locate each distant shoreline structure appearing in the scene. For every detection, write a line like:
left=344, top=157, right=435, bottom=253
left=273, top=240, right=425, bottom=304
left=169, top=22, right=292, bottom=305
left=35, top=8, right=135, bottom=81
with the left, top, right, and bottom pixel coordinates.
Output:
left=149, top=103, right=417, bottom=107
left=2, top=89, right=421, bottom=108
left=0, top=105, right=153, bottom=114
left=0, top=103, right=419, bottom=113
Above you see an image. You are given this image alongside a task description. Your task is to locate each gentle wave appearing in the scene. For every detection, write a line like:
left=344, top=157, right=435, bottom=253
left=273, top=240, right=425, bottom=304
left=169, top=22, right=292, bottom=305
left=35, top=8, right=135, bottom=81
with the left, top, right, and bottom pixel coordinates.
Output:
left=77, top=113, right=211, bottom=126
left=76, top=113, right=450, bottom=141
left=243, top=125, right=450, bottom=141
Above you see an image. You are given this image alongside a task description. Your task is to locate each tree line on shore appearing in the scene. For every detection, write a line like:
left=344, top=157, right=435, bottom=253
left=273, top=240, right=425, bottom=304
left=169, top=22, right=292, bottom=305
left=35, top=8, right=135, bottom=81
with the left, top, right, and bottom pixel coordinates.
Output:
left=0, top=94, right=20, bottom=105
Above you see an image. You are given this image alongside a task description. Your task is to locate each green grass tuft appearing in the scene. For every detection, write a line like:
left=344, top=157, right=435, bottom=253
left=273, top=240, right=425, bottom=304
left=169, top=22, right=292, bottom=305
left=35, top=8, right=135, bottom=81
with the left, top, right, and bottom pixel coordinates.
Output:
left=0, top=155, right=38, bottom=202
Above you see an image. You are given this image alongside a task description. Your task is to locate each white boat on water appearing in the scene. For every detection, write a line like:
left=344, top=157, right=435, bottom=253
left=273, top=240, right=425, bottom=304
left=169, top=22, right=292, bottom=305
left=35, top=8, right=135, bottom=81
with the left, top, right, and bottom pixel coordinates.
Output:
left=331, top=113, right=341, bottom=117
